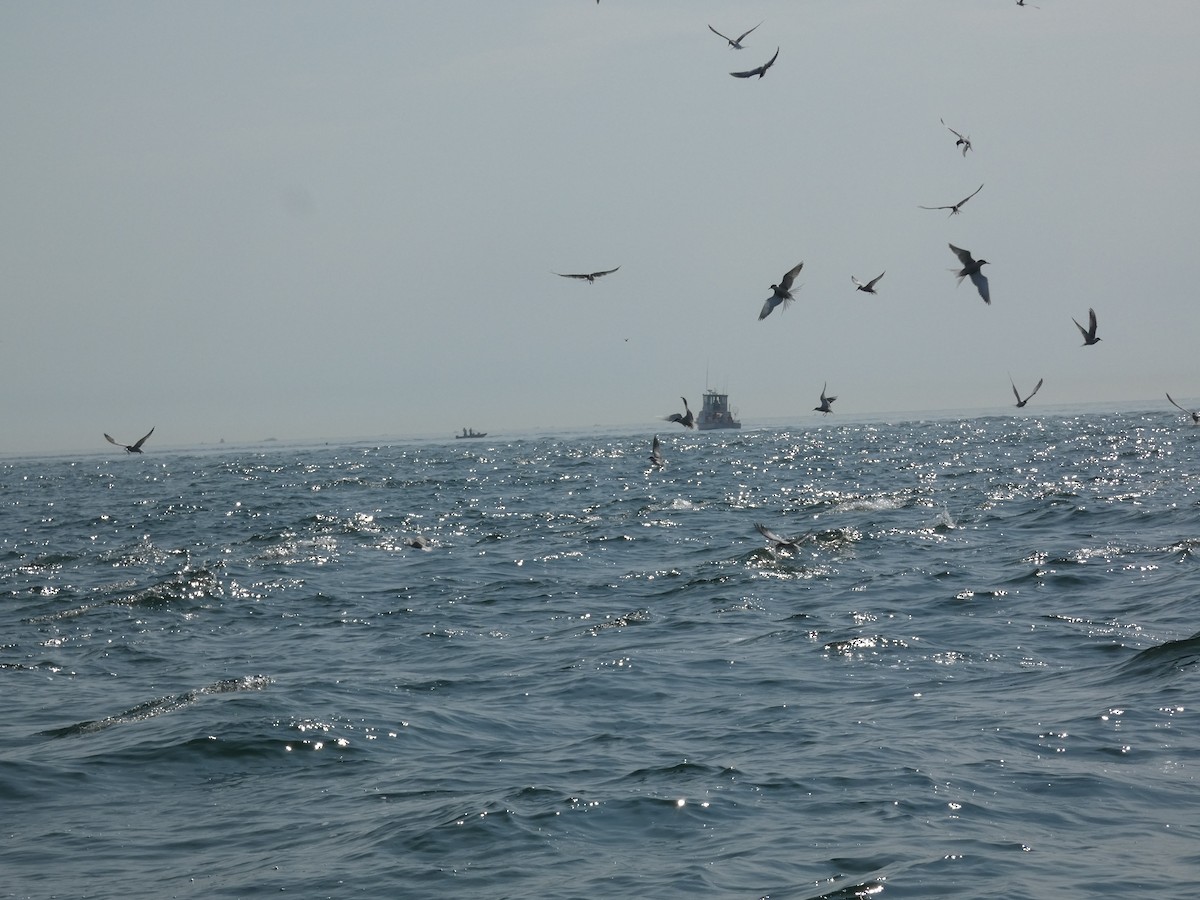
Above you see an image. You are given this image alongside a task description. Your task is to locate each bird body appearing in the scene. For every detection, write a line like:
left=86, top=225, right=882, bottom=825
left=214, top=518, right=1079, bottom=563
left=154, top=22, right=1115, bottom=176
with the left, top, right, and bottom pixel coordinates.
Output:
left=1166, top=393, right=1200, bottom=425
left=667, top=398, right=695, bottom=429
left=708, top=21, right=762, bottom=49
left=851, top=272, right=885, bottom=294
left=1011, top=377, right=1043, bottom=408
left=814, top=383, right=836, bottom=415
left=731, top=47, right=779, bottom=79
left=759, top=261, right=804, bottom=320
left=1072, top=308, right=1101, bottom=345
left=948, top=243, right=990, bottom=304
left=920, top=184, right=983, bottom=216
left=104, top=427, right=155, bottom=453
left=554, top=266, right=620, bottom=282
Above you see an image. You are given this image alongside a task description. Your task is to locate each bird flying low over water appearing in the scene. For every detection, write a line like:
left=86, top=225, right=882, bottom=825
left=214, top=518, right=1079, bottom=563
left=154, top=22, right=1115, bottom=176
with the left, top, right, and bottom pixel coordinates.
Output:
left=708, top=20, right=763, bottom=49
left=104, top=427, right=155, bottom=453
left=755, top=522, right=811, bottom=553
left=554, top=266, right=620, bottom=282
left=940, top=118, right=972, bottom=156
left=667, top=397, right=695, bottom=429
left=948, top=244, right=990, bottom=305
left=814, top=383, right=836, bottom=415
left=731, top=47, right=779, bottom=79
left=920, top=184, right=983, bottom=216
left=1072, top=308, right=1101, bottom=345
left=851, top=272, right=885, bottom=294
left=649, top=434, right=665, bottom=467
left=759, top=261, right=804, bottom=320
left=1011, top=376, right=1043, bottom=408
left=1166, top=393, right=1200, bottom=425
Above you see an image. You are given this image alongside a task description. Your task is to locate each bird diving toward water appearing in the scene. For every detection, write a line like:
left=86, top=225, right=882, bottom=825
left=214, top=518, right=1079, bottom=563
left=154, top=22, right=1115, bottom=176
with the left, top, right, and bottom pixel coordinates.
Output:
left=814, top=383, right=836, bottom=415
left=554, top=266, right=620, bottom=283
left=759, top=261, right=804, bottom=320
left=1166, top=393, right=1200, bottom=425
left=755, top=522, right=811, bottom=553
left=1011, top=376, right=1043, bottom=408
left=940, top=118, right=972, bottom=156
left=708, top=21, right=763, bottom=49
left=649, top=434, right=665, bottom=467
left=948, top=243, right=991, bottom=305
left=731, top=47, right=779, bottom=79
left=920, top=184, right=984, bottom=216
left=1072, top=308, right=1101, bottom=345
left=667, top=398, right=695, bottom=429
left=104, top=427, right=155, bottom=453
left=851, top=272, right=885, bottom=294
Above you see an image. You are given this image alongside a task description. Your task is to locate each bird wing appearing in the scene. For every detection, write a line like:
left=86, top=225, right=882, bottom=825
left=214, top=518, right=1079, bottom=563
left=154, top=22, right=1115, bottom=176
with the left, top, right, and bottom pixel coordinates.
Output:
left=758, top=297, right=779, bottom=320
left=1029, top=378, right=1043, bottom=399
left=1087, top=307, right=1097, bottom=335
left=778, top=261, right=804, bottom=291
left=851, top=275, right=863, bottom=288
left=555, top=272, right=589, bottom=280
left=730, top=67, right=757, bottom=78
left=589, top=266, right=620, bottom=279
left=707, top=24, right=732, bottom=42
left=867, top=272, right=885, bottom=290
left=1011, top=380, right=1022, bottom=402
left=761, top=46, right=780, bottom=70
left=969, top=270, right=991, bottom=304
left=948, top=243, right=975, bottom=266
left=104, top=433, right=122, bottom=447
left=959, top=183, right=984, bottom=206
left=940, top=118, right=965, bottom=141
left=1166, top=392, right=1191, bottom=413
left=919, top=204, right=954, bottom=211
left=131, top=427, right=155, bottom=450
left=755, top=522, right=786, bottom=544
left=735, top=20, right=764, bottom=42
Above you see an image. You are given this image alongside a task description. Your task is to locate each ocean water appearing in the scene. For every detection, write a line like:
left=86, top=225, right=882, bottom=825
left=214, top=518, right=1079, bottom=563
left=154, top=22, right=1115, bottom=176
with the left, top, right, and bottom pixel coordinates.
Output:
left=3, top=412, right=1198, bottom=899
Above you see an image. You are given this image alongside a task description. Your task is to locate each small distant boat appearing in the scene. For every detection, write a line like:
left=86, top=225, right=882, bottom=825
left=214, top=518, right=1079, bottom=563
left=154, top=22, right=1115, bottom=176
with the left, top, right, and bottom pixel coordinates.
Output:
left=456, top=428, right=487, bottom=439
left=697, top=390, right=741, bottom=430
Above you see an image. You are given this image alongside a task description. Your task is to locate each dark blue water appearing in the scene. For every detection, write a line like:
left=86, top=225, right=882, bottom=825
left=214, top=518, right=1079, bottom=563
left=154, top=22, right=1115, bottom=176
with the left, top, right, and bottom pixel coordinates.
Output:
left=3, top=414, right=1199, bottom=899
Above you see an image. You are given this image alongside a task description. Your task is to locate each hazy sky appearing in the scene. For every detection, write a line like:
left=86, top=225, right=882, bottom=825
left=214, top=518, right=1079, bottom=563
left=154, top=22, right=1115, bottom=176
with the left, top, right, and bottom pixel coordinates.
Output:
left=3, top=1, right=1199, bottom=455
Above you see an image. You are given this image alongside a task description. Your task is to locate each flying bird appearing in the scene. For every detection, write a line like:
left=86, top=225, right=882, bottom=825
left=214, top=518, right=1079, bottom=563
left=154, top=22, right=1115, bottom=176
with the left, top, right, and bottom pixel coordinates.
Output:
left=104, top=427, right=155, bottom=453
left=1166, top=393, right=1200, bottom=425
left=554, top=266, right=620, bottom=283
left=851, top=272, right=885, bottom=294
left=731, top=47, right=779, bottom=79
left=1016, top=0, right=1039, bottom=7
left=759, top=261, right=804, bottom=320
left=814, top=383, right=836, bottom=415
left=708, top=20, right=763, bottom=49
left=649, top=434, right=665, bottom=467
left=667, top=397, right=695, bottom=429
left=1072, top=308, right=1101, bottom=345
left=755, top=522, right=811, bottom=553
left=948, top=243, right=991, bottom=305
left=1011, top=376, right=1043, bottom=408
left=920, top=184, right=984, bottom=216
left=940, top=118, right=972, bottom=156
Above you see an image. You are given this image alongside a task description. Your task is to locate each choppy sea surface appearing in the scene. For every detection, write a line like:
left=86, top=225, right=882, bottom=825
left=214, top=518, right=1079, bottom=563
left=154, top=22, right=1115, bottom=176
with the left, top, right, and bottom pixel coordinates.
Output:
left=3, top=412, right=1199, bottom=899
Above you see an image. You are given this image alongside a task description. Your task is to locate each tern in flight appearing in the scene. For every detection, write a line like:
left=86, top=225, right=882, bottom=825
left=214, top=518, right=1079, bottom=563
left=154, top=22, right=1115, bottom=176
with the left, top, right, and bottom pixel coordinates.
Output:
left=814, top=383, right=836, bottom=415
left=755, top=522, right=811, bottom=553
left=731, top=47, right=779, bottom=79
left=1166, top=394, right=1200, bottom=425
left=940, top=118, right=973, bottom=156
left=708, top=20, right=763, bottom=49
left=649, top=434, right=665, bottom=467
left=1011, top=376, right=1043, bottom=408
left=920, top=184, right=984, bottom=216
left=1072, top=308, right=1101, bottom=345
left=1016, top=0, right=1039, bottom=7
left=948, top=244, right=991, bottom=305
left=104, top=427, right=155, bottom=453
left=851, top=272, right=885, bottom=294
left=667, top=398, right=695, bottom=429
left=554, top=266, right=620, bottom=283
left=759, top=261, right=804, bottom=320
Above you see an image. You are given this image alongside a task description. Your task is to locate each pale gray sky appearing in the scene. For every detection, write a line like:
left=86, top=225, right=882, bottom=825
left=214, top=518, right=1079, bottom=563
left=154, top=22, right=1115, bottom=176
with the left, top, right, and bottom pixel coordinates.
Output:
left=3, top=1, right=1199, bottom=455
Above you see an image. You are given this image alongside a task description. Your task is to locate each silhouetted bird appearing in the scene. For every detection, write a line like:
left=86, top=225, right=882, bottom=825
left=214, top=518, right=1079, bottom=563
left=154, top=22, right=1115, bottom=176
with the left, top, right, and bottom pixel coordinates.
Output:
left=649, top=434, right=665, bottom=467
left=814, top=383, right=836, bottom=415
left=1072, top=308, right=1101, bottom=345
left=948, top=244, right=990, bottom=304
left=755, top=522, right=811, bottom=552
left=1011, top=376, right=1043, bottom=408
left=667, top=397, right=695, bottom=429
left=920, top=184, right=983, bottom=216
left=940, top=118, right=972, bottom=156
left=104, top=427, right=155, bottom=453
left=731, top=47, right=779, bottom=79
left=759, top=261, right=804, bottom=320
left=1166, top=393, right=1200, bottom=425
left=1016, top=0, right=1039, bottom=7
left=554, top=266, right=620, bottom=282
left=851, top=272, right=885, bottom=294
left=708, top=21, right=762, bottom=49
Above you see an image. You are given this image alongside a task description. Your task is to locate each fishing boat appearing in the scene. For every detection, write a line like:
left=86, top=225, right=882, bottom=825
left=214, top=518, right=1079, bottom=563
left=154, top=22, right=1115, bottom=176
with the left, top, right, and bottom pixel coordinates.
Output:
left=697, top=390, right=741, bottom=430
left=455, top=428, right=487, bottom=439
